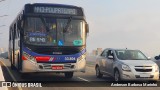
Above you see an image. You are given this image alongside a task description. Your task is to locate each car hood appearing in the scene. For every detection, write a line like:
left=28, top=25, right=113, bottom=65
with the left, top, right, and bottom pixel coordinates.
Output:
left=120, top=60, right=156, bottom=66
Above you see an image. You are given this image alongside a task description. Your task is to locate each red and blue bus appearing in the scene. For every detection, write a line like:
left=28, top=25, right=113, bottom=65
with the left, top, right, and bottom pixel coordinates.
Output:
left=8, top=3, right=89, bottom=78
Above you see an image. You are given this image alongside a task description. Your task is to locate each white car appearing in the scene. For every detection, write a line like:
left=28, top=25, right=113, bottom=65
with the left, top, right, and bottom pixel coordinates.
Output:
left=95, top=48, right=159, bottom=81
left=152, top=57, right=160, bottom=75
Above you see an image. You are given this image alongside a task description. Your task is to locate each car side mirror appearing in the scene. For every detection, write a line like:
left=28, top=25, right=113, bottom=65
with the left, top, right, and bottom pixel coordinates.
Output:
left=147, top=57, right=151, bottom=60
left=108, top=55, right=114, bottom=59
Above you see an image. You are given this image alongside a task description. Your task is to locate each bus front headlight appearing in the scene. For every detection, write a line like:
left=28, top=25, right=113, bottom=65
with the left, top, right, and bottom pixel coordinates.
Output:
left=22, top=51, right=36, bottom=63
left=76, top=54, right=86, bottom=71
left=77, top=54, right=86, bottom=62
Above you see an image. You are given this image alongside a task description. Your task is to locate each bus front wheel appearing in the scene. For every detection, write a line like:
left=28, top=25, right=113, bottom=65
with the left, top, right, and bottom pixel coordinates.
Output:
left=65, top=72, right=73, bottom=78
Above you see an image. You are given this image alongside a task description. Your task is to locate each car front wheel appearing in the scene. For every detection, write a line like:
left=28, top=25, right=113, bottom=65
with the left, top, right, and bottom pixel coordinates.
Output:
left=96, top=66, right=103, bottom=78
left=114, top=70, right=121, bottom=82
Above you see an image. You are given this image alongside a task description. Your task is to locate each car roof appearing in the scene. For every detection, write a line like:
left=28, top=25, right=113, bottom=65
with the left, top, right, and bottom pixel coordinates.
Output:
left=104, top=48, right=140, bottom=51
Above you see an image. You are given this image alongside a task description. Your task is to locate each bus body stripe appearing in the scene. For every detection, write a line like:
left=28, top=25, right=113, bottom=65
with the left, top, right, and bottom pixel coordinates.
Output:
left=22, top=47, right=86, bottom=63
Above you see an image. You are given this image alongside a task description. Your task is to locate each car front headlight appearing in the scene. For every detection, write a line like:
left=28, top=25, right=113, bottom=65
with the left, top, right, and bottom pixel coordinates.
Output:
left=122, top=64, right=131, bottom=72
left=155, top=65, right=159, bottom=72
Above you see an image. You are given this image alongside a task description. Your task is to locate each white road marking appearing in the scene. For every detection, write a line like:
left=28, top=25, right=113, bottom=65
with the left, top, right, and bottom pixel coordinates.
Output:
left=0, top=64, right=8, bottom=90
left=77, top=77, right=90, bottom=82
left=0, top=59, right=23, bottom=90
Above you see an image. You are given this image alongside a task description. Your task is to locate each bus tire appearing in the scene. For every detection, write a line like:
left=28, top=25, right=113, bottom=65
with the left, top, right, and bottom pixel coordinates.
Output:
left=65, top=72, right=73, bottom=78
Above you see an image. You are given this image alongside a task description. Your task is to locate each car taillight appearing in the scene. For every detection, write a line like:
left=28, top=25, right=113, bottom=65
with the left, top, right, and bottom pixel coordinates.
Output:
left=35, top=56, right=50, bottom=61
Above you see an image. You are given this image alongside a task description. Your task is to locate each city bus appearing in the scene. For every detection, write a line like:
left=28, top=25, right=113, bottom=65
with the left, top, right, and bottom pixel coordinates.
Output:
left=8, top=3, right=89, bottom=78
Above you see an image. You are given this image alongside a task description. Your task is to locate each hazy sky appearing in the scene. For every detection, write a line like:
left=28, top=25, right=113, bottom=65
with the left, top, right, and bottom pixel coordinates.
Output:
left=1, top=0, right=160, bottom=56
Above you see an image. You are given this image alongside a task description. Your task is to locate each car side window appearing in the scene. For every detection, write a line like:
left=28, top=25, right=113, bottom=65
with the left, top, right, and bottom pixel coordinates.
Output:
left=101, top=50, right=108, bottom=57
left=107, top=50, right=114, bottom=58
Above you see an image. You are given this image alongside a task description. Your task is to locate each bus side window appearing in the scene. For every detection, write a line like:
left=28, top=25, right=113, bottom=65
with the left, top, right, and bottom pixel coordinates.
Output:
left=9, top=29, right=11, bottom=41
left=11, top=28, right=14, bottom=40
left=14, top=24, right=16, bottom=39
left=15, top=28, right=17, bottom=39
left=15, top=23, right=19, bottom=39
left=17, top=28, right=20, bottom=38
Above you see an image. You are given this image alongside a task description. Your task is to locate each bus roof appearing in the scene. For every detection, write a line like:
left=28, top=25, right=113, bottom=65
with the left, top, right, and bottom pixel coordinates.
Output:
left=23, top=3, right=84, bottom=16
left=10, top=3, right=85, bottom=28
left=25, top=3, right=81, bottom=8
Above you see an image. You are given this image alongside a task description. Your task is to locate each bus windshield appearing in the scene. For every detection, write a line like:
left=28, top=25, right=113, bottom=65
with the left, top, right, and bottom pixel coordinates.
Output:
left=24, top=17, right=85, bottom=46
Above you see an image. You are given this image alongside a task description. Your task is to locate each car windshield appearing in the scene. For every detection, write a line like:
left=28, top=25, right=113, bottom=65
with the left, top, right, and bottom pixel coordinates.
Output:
left=24, top=17, right=85, bottom=46
left=115, top=50, right=148, bottom=60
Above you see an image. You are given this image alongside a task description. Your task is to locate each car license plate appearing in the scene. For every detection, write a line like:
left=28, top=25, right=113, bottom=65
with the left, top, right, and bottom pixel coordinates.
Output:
left=52, top=66, right=63, bottom=70
left=140, top=74, right=150, bottom=77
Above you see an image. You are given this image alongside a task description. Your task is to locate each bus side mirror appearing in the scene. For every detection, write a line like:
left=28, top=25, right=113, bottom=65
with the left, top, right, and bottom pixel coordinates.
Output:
left=85, top=24, right=89, bottom=34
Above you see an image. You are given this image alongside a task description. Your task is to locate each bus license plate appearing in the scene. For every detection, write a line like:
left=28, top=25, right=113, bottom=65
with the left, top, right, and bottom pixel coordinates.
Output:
left=52, top=66, right=63, bottom=70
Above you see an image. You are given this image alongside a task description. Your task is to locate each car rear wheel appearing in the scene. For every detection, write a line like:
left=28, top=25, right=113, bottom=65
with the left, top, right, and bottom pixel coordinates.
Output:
left=96, top=66, right=103, bottom=78
left=114, top=70, right=121, bottom=82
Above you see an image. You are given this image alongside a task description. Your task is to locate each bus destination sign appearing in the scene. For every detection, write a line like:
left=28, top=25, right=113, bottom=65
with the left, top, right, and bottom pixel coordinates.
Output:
left=34, top=7, right=77, bottom=15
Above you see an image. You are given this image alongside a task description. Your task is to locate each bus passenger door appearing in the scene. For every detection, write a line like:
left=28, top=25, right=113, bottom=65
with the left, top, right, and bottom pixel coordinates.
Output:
left=14, top=26, right=20, bottom=69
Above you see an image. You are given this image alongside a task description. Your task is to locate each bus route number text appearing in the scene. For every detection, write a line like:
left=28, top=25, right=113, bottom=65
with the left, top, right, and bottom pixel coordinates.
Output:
left=29, top=37, right=46, bottom=43
left=65, top=57, right=76, bottom=60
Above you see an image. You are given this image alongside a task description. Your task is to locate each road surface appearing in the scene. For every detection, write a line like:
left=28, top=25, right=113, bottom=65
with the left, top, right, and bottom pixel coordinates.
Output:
left=0, top=56, right=160, bottom=90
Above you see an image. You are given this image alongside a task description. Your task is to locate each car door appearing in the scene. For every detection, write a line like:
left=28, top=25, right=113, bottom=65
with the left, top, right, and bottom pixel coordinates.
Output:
left=105, top=50, right=114, bottom=75
left=99, top=50, right=108, bottom=73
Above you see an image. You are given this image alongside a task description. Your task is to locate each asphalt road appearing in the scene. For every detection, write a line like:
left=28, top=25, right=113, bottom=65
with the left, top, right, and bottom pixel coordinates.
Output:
left=0, top=56, right=160, bottom=90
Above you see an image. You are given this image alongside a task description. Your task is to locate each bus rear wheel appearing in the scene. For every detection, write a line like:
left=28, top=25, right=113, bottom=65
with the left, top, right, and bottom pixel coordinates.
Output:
left=65, top=72, right=73, bottom=78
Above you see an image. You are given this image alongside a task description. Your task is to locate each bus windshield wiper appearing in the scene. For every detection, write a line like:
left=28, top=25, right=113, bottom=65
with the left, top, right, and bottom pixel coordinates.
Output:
left=63, top=16, right=72, bottom=33
left=40, top=17, right=50, bottom=32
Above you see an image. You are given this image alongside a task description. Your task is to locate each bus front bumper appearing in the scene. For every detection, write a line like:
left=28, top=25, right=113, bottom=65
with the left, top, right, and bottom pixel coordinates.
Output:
left=21, top=59, right=86, bottom=73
